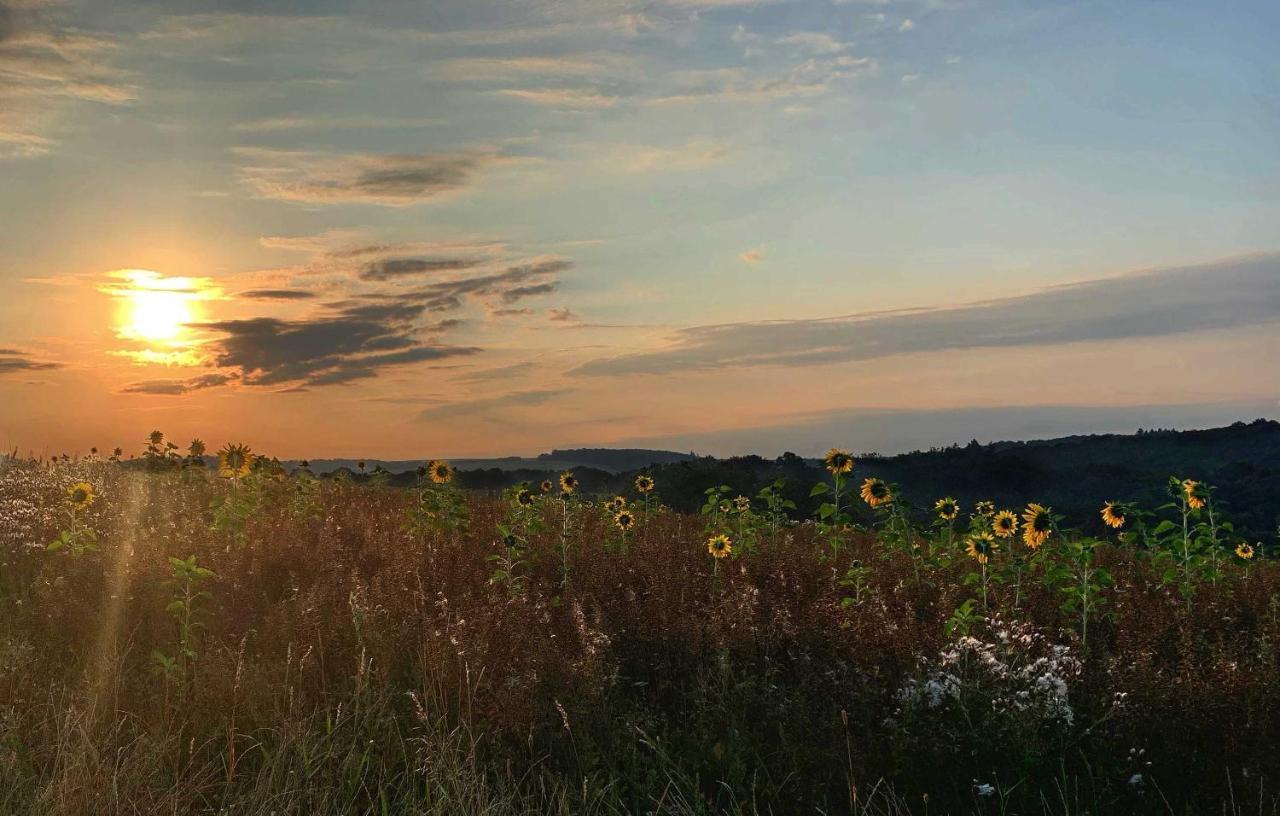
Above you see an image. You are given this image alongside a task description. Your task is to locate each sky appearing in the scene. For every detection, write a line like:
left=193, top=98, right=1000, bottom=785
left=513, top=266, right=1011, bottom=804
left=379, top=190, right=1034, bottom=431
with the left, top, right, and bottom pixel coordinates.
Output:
left=1, top=0, right=1278, bottom=459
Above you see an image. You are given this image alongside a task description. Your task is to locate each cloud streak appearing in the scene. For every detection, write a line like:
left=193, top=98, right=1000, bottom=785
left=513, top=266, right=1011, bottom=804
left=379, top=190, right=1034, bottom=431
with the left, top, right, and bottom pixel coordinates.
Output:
left=577, top=255, right=1280, bottom=376
left=0, top=347, right=60, bottom=374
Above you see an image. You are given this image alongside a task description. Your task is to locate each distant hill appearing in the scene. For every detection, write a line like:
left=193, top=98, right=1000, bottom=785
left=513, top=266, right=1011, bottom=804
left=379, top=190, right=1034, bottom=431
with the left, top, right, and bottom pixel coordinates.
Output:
left=290, top=447, right=694, bottom=476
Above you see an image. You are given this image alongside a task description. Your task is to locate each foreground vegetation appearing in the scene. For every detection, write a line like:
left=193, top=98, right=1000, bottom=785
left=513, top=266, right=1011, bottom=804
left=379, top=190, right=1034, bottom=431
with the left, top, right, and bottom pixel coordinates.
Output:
left=2, top=435, right=1279, bottom=815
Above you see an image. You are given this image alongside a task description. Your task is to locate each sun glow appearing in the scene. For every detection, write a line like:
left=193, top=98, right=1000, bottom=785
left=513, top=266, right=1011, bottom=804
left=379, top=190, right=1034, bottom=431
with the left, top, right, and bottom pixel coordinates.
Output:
left=103, top=269, right=220, bottom=363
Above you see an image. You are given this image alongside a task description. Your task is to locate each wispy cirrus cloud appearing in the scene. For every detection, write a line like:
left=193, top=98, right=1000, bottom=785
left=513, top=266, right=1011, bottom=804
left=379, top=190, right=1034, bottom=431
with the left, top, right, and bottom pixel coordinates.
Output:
left=0, top=346, right=60, bottom=374
left=496, top=87, right=618, bottom=108
left=577, top=255, right=1280, bottom=376
left=120, top=372, right=238, bottom=395
left=237, top=288, right=317, bottom=300
left=234, top=147, right=506, bottom=206
left=418, top=388, right=568, bottom=420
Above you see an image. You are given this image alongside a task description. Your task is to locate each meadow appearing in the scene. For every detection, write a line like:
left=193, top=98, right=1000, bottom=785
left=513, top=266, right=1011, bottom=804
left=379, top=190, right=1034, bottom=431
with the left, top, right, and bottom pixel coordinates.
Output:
left=2, top=435, right=1279, bottom=815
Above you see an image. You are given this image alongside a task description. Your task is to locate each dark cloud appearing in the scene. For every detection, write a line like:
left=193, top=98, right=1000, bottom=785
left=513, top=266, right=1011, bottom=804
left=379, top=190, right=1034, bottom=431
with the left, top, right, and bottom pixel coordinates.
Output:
left=360, top=257, right=482, bottom=281
left=238, top=288, right=317, bottom=300
left=120, top=372, right=238, bottom=395
left=235, top=148, right=502, bottom=206
left=200, top=299, right=480, bottom=386
left=547, top=306, right=580, bottom=322
left=386, top=258, right=572, bottom=313
left=490, top=307, right=534, bottom=317
left=0, top=348, right=60, bottom=374
left=501, top=281, right=558, bottom=303
left=577, top=254, right=1280, bottom=376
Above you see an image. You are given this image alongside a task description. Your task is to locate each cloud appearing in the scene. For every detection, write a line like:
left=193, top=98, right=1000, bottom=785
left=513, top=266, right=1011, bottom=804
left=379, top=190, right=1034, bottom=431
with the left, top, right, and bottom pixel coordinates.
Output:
left=200, top=298, right=481, bottom=386
left=652, top=55, right=874, bottom=104
left=739, top=248, right=763, bottom=264
left=592, top=140, right=731, bottom=174
left=452, top=361, right=535, bottom=384
left=233, top=114, right=436, bottom=132
left=496, top=87, right=618, bottom=109
left=388, top=258, right=573, bottom=313
left=0, top=6, right=132, bottom=157
left=576, top=254, right=1280, bottom=376
left=234, top=147, right=503, bottom=206
left=418, top=388, right=568, bottom=420
left=120, top=372, right=238, bottom=396
left=0, top=347, right=60, bottom=374
left=898, top=18, right=915, bottom=32
left=238, top=288, right=317, bottom=300
left=777, top=32, right=848, bottom=54
left=548, top=306, right=580, bottom=323
left=360, top=257, right=483, bottom=282
left=441, top=55, right=614, bottom=80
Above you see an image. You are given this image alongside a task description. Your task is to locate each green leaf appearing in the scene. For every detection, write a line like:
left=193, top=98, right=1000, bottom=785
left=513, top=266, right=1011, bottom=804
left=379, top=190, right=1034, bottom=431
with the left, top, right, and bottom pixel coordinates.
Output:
left=809, top=483, right=830, bottom=497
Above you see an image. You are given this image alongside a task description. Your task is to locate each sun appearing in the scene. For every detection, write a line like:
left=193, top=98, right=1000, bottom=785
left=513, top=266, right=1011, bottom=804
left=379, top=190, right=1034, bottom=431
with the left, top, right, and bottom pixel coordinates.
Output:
left=124, top=286, right=195, bottom=343
left=103, top=269, right=220, bottom=361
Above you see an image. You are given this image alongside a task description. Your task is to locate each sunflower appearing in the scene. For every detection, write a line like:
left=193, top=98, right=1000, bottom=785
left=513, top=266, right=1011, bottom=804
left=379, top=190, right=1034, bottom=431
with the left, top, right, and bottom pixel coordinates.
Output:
left=614, top=509, right=636, bottom=532
left=974, top=500, right=996, bottom=517
left=426, top=460, right=453, bottom=484
left=935, top=497, right=960, bottom=521
left=67, top=482, right=95, bottom=509
left=824, top=448, right=855, bottom=475
left=707, top=533, right=732, bottom=559
left=991, top=510, right=1019, bottom=538
left=1100, top=502, right=1126, bottom=529
left=609, top=495, right=628, bottom=512
left=188, top=439, right=206, bottom=458
left=516, top=487, right=535, bottom=506
left=733, top=495, right=751, bottom=513
left=860, top=477, right=892, bottom=508
left=540, top=479, right=554, bottom=493
left=1022, top=503, right=1053, bottom=549
left=217, top=443, right=255, bottom=479
left=559, top=472, right=578, bottom=494
left=1182, top=479, right=1206, bottom=510
left=634, top=474, right=655, bottom=494
left=966, top=531, right=998, bottom=564
left=1236, top=542, right=1255, bottom=561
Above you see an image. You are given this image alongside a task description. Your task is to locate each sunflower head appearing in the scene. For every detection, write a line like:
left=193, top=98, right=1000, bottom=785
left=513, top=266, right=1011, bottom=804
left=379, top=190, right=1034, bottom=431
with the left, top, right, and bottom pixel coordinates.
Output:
left=1101, top=502, right=1126, bottom=529
left=614, top=510, right=636, bottom=531
left=217, top=443, right=255, bottom=479
left=559, top=472, right=578, bottom=494
left=516, top=487, right=535, bottom=507
left=610, top=495, right=628, bottom=511
left=540, top=479, right=554, bottom=493
left=188, top=439, right=206, bottom=458
left=1182, top=479, right=1206, bottom=510
left=860, top=477, right=892, bottom=508
left=707, top=533, right=732, bottom=559
left=991, top=510, right=1019, bottom=538
left=935, top=497, right=960, bottom=521
left=824, top=448, right=855, bottom=475
left=148, top=430, right=164, bottom=446
left=966, top=531, right=998, bottom=564
left=428, top=460, right=453, bottom=484
left=634, top=474, right=655, bottom=494
left=974, top=500, right=996, bottom=517
left=67, top=482, right=95, bottom=509
left=1236, top=542, right=1256, bottom=561
left=1021, top=503, right=1053, bottom=549
left=734, top=495, right=751, bottom=513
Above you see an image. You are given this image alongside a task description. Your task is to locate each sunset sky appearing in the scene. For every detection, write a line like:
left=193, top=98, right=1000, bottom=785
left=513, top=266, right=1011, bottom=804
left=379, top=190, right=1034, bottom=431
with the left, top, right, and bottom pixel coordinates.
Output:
left=2, top=0, right=1278, bottom=459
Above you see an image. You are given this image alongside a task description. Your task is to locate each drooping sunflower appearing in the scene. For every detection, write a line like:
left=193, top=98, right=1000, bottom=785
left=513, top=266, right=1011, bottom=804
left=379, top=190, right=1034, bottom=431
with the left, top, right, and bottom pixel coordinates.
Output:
left=1182, top=479, right=1206, bottom=510
left=1021, top=503, right=1053, bottom=550
left=860, top=477, right=892, bottom=508
left=217, top=443, right=255, bottom=479
left=824, top=448, right=855, bottom=475
left=609, top=495, right=628, bottom=512
left=974, top=500, right=996, bottom=517
left=614, top=509, right=636, bottom=532
left=707, top=533, right=732, bottom=559
left=733, top=495, right=751, bottom=513
left=1100, top=502, right=1126, bottom=529
left=991, top=510, right=1019, bottom=538
left=1236, top=542, right=1256, bottom=561
left=634, top=474, right=655, bottom=494
left=188, top=439, right=206, bottom=458
left=516, top=487, right=535, bottom=507
left=67, top=481, right=95, bottom=509
left=935, top=497, right=960, bottom=521
left=559, top=472, right=578, bottom=494
left=540, top=479, right=554, bottom=493
left=966, top=531, right=999, bottom=564
left=428, top=460, right=453, bottom=484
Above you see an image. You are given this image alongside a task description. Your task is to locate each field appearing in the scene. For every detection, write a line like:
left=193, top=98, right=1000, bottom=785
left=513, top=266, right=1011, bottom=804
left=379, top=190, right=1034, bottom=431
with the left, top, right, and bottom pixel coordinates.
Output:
left=2, top=439, right=1280, bottom=815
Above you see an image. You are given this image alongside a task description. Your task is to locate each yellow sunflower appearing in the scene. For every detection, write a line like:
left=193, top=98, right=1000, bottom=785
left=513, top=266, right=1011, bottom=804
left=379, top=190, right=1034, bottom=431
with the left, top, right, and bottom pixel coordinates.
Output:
left=609, top=495, right=628, bottom=511
left=634, top=474, right=655, bottom=494
left=540, top=479, right=554, bottom=493
left=67, top=481, right=95, bottom=509
left=824, top=448, right=855, bottom=475
left=1100, top=502, right=1126, bottom=529
left=966, top=531, right=999, bottom=564
left=974, top=500, right=996, bottom=517
left=991, top=510, right=1018, bottom=538
left=860, top=477, right=892, bottom=508
left=559, top=472, right=578, bottom=494
left=428, top=460, right=453, bottom=484
left=217, top=443, right=255, bottom=479
left=1022, top=503, right=1053, bottom=550
left=1236, top=542, right=1255, bottom=561
left=516, top=487, right=535, bottom=506
left=614, top=509, right=636, bottom=532
left=707, top=533, right=732, bottom=559
left=1182, top=479, right=1206, bottom=510
left=935, top=497, right=960, bottom=521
